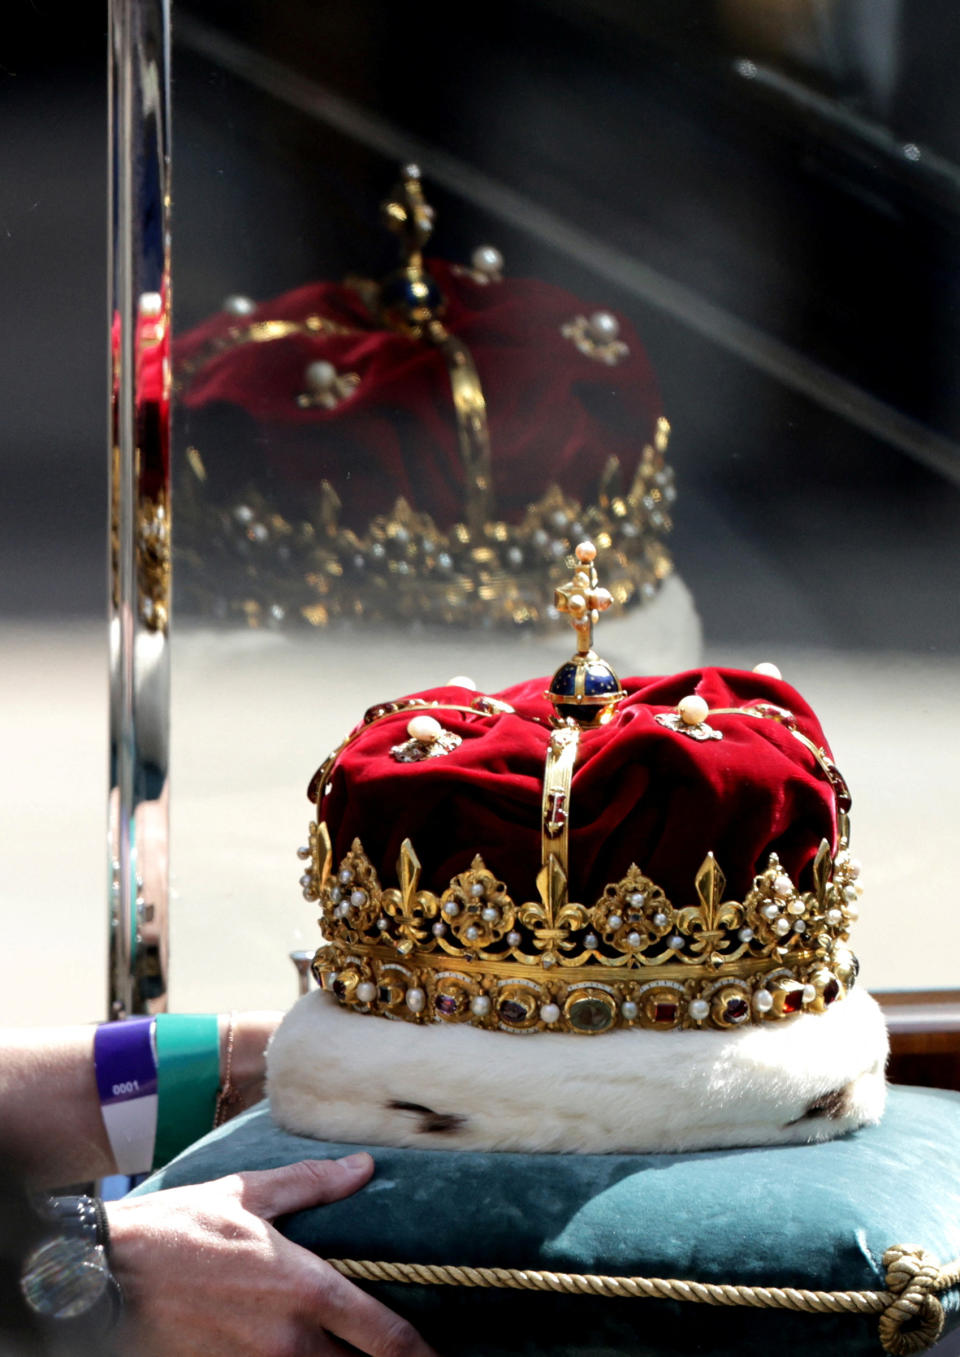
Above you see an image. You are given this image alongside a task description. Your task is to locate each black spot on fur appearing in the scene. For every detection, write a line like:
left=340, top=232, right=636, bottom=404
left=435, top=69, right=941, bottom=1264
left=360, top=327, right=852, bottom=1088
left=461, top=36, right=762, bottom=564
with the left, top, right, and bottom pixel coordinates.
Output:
left=387, top=1099, right=466, bottom=1134
left=788, top=1085, right=854, bottom=1125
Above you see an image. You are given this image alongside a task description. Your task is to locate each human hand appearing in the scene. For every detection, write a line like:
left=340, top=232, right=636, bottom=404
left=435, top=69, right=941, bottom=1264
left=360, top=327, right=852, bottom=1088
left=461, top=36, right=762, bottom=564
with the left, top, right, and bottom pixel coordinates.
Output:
left=107, top=1154, right=439, bottom=1357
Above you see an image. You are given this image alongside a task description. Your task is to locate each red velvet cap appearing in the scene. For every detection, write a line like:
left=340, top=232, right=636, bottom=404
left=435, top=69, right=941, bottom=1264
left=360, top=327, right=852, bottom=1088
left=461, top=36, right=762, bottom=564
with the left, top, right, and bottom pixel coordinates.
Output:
left=316, top=668, right=839, bottom=909
left=175, top=260, right=663, bottom=529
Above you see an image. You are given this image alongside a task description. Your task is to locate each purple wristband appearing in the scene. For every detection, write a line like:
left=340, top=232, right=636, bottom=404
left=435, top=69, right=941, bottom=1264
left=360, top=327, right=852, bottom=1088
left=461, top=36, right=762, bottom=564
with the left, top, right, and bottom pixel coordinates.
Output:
left=94, top=1018, right=158, bottom=1173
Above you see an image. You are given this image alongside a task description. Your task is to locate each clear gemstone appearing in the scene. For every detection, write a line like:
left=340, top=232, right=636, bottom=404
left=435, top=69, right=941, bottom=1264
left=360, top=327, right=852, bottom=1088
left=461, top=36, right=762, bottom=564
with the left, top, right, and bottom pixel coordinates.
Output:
left=568, top=996, right=615, bottom=1033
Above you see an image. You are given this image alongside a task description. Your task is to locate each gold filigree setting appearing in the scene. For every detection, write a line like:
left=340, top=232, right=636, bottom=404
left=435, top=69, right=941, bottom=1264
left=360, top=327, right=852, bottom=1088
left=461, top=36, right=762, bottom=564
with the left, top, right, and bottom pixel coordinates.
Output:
left=301, top=826, right=862, bottom=1034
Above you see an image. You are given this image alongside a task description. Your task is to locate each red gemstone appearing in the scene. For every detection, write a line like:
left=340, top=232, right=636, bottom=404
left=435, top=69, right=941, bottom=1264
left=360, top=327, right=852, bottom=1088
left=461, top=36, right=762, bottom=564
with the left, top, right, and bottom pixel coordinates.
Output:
left=782, top=988, right=804, bottom=1014
left=723, top=997, right=749, bottom=1023
left=653, top=1001, right=678, bottom=1024
left=822, top=978, right=840, bottom=1005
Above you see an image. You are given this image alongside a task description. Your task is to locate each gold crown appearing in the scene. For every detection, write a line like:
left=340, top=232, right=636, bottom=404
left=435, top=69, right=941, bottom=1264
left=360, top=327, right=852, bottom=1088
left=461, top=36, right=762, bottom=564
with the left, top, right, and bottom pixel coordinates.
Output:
left=298, top=548, right=861, bottom=1036
left=175, top=166, right=674, bottom=630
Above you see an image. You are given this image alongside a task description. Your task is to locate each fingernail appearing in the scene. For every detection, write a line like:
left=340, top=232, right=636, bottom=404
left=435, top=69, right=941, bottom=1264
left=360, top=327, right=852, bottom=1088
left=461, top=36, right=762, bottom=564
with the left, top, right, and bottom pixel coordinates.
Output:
left=338, top=1152, right=371, bottom=1170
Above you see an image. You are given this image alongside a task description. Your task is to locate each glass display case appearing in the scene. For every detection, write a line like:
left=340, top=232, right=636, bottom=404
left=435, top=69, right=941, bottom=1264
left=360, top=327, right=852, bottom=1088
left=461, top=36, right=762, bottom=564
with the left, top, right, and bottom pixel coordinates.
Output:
left=158, top=1, right=960, bottom=1015
left=3, top=2, right=959, bottom=1036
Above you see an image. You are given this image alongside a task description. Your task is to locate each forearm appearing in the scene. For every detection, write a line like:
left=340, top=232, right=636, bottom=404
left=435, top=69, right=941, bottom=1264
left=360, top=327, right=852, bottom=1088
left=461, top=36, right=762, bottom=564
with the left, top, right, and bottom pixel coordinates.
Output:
left=0, top=1025, right=115, bottom=1186
left=0, top=1012, right=282, bottom=1188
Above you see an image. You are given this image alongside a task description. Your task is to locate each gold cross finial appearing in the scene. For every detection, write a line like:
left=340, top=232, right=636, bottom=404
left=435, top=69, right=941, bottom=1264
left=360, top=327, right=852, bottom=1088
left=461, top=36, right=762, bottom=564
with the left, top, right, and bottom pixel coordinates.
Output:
left=381, top=163, right=436, bottom=270
left=554, top=541, right=613, bottom=655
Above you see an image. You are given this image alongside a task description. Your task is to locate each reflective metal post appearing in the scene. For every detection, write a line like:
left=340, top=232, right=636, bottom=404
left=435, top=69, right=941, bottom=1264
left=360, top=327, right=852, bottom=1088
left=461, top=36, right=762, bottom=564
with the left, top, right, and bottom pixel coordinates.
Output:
left=108, top=0, right=172, bottom=1018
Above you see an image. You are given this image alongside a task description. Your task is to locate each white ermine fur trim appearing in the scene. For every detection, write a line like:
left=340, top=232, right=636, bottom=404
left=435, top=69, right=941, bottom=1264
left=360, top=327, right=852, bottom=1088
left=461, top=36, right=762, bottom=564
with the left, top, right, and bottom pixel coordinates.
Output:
left=267, top=987, right=888, bottom=1154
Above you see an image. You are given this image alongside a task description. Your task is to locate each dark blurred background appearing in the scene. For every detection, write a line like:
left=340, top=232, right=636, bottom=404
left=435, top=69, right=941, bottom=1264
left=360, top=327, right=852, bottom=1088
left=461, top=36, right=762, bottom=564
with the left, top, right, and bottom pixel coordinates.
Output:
left=3, top=0, right=960, bottom=650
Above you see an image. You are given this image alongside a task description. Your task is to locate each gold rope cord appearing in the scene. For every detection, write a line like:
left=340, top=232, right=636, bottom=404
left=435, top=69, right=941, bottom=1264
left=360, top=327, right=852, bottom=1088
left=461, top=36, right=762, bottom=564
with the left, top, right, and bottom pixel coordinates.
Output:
left=327, top=1247, right=960, bottom=1357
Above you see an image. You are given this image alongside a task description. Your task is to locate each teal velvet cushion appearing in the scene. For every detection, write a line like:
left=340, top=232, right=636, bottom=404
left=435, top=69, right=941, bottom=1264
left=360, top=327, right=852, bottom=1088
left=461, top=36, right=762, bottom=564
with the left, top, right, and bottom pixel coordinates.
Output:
left=134, top=1085, right=960, bottom=1357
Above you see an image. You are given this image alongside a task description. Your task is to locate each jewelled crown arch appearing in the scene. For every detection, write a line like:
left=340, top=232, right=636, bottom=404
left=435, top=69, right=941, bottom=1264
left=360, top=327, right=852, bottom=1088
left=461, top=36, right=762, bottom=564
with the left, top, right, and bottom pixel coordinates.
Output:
left=297, top=543, right=862, bottom=1036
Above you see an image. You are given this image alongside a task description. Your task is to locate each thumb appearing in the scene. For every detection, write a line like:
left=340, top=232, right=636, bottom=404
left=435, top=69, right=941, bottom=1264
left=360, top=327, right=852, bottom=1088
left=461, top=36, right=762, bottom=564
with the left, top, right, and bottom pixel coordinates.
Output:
left=236, top=1153, right=375, bottom=1220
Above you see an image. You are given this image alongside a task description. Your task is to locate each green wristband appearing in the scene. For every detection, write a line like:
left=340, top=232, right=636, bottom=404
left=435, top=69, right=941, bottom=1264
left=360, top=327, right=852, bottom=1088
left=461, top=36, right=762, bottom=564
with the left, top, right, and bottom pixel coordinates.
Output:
left=152, top=1014, right=220, bottom=1169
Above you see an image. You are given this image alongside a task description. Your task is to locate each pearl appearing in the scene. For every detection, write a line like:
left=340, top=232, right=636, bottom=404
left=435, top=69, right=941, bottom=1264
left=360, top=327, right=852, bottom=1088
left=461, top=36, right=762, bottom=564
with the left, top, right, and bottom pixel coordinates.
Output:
left=627, top=931, right=641, bottom=947
left=653, top=912, right=668, bottom=928
left=249, top=522, right=268, bottom=543
left=377, top=917, right=388, bottom=930
left=407, top=714, right=442, bottom=743
left=575, top=541, right=597, bottom=563
left=585, top=933, right=598, bottom=949
left=590, top=587, right=613, bottom=611
left=472, top=244, right=504, bottom=275
left=775, top=918, right=792, bottom=935
left=443, top=901, right=459, bottom=917
left=223, top=294, right=256, bottom=316
left=322, top=971, right=339, bottom=992
left=436, top=552, right=453, bottom=571
left=329, top=886, right=342, bottom=903
left=465, top=926, right=479, bottom=941
left=738, top=927, right=754, bottom=942
left=350, top=889, right=367, bottom=907
left=540, top=1003, right=560, bottom=1024
left=469, top=882, right=486, bottom=897
left=481, top=906, right=498, bottom=922
left=668, top=935, right=684, bottom=950
left=752, top=662, right=782, bottom=680
left=431, top=922, right=446, bottom=936
left=826, top=908, right=843, bottom=925
left=689, top=998, right=710, bottom=1021
left=793, top=920, right=806, bottom=933
left=803, top=984, right=816, bottom=1003
left=589, top=310, right=620, bottom=341
left=338, top=868, right=354, bottom=884
left=403, top=162, right=421, bottom=180
left=551, top=510, right=569, bottom=531
left=470, top=995, right=491, bottom=1016
left=447, top=675, right=477, bottom=690
left=567, top=593, right=586, bottom=613
left=299, top=874, right=311, bottom=888
left=843, top=885, right=859, bottom=903
left=773, top=874, right=793, bottom=898
left=677, top=694, right=709, bottom=727
left=841, top=855, right=861, bottom=879
left=628, top=892, right=646, bottom=908
left=753, top=989, right=774, bottom=1013
left=405, top=987, right=425, bottom=1013
left=506, top=546, right=523, bottom=567
left=304, top=359, right=338, bottom=394
left=507, top=931, right=521, bottom=947
left=356, top=982, right=377, bottom=1003
left=139, top=291, right=163, bottom=317
left=787, top=899, right=805, bottom=916
left=621, top=1000, right=639, bottom=1020
left=334, top=903, right=349, bottom=919
left=607, top=915, right=622, bottom=930
left=762, top=903, right=780, bottom=920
